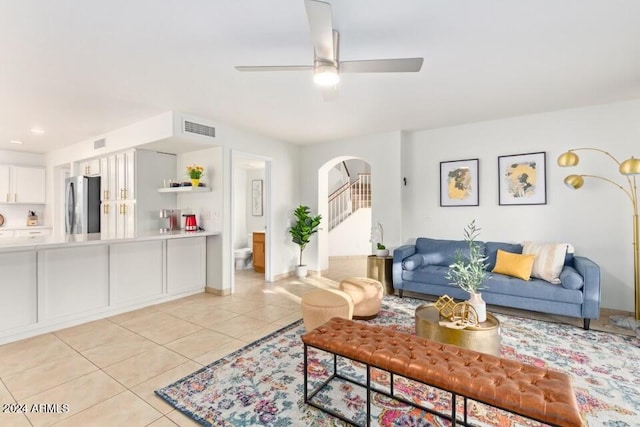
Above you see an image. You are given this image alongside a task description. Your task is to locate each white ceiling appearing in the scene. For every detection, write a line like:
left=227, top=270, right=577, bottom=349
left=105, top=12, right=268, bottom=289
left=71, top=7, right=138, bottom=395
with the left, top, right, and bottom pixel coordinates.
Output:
left=2, top=0, right=640, bottom=154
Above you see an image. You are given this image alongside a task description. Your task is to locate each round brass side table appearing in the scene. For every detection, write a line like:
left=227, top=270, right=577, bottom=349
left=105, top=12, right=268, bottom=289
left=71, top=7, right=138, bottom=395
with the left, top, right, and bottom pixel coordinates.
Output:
left=415, top=303, right=501, bottom=356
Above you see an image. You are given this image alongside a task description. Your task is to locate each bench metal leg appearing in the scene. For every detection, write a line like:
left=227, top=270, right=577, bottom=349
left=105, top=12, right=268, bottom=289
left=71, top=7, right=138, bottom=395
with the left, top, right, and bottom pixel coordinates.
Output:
left=366, top=365, right=371, bottom=427
left=452, top=394, right=457, bottom=426
left=303, top=344, right=308, bottom=403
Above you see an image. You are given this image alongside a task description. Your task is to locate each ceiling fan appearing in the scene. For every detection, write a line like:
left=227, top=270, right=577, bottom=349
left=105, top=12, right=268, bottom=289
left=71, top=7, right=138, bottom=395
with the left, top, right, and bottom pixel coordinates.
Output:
left=235, top=0, right=424, bottom=98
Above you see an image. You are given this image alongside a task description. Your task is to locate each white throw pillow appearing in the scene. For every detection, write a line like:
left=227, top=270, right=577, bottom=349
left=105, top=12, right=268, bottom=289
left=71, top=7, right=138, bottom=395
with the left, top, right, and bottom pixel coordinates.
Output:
left=522, top=241, right=570, bottom=284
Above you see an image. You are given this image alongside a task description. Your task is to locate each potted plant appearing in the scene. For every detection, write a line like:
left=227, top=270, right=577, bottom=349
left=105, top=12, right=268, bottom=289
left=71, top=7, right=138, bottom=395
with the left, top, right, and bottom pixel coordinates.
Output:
left=289, top=205, right=322, bottom=278
left=445, top=220, right=489, bottom=322
left=370, top=221, right=389, bottom=256
left=187, top=164, right=204, bottom=187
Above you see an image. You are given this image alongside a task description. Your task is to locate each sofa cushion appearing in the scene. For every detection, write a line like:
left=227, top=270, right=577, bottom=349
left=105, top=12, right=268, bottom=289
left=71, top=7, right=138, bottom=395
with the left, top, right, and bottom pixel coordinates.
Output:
left=403, top=265, right=453, bottom=287
left=492, top=250, right=535, bottom=281
left=559, top=266, right=584, bottom=290
left=484, top=273, right=583, bottom=304
left=402, top=253, right=424, bottom=271
left=523, top=241, right=570, bottom=284
left=415, top=237, right=486, bottom=267
left=485, top=242, right=523, bottom=271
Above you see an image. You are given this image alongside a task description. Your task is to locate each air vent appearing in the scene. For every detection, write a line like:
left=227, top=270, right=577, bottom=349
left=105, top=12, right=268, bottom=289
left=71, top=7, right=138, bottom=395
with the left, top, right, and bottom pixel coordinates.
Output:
left=93, top=138, right=106, bottom=149
left=184, top=120, right=216, bottom=138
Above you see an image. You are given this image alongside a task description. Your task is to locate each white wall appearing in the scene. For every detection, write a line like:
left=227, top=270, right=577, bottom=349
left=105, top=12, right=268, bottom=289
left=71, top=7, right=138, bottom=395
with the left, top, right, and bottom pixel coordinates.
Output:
left=300, top=132, right=403, bottom=272
left=329, top=208, right=372, bottom=256
left=401, top=99, right=640, bottom=312
left=219, top=127, right=300, bottom=288
left=233, top=166, right=247, bottom=249
left=176, top=146, right=223, bottom=233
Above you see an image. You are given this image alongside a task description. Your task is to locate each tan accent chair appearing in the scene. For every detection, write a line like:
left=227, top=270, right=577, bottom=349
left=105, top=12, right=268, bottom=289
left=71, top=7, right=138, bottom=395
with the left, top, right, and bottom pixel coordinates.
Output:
left=300, top=289, right=354, bottom=331
left=339, top=277, right=384, bottom=320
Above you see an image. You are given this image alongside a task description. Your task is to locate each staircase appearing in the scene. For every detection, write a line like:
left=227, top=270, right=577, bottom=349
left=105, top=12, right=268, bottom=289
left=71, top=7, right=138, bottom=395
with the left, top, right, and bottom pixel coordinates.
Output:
left=328, top=173, right=371, bottom=231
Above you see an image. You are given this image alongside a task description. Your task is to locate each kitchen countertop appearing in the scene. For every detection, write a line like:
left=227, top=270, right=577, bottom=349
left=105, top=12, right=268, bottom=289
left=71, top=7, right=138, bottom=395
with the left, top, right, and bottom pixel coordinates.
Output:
left=0, top=229, right=220, bottom=252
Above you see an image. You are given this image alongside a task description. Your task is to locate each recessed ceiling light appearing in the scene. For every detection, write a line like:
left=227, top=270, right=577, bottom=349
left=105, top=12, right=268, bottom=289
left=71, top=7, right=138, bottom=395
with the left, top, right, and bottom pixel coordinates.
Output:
left=9, top=140, right=24, bottom=145
left=30, top=127, right=45, bottom=134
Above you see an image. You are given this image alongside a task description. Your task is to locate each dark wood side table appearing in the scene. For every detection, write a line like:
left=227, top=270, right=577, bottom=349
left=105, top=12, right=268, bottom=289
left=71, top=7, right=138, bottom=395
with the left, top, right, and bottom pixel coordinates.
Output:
left=367, top=255, right=393, bottom=295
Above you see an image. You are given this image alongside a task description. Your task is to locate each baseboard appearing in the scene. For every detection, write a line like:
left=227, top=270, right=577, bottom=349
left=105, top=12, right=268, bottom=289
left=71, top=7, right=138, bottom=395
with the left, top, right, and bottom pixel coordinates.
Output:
left=205, top=286, right=231, bottom=296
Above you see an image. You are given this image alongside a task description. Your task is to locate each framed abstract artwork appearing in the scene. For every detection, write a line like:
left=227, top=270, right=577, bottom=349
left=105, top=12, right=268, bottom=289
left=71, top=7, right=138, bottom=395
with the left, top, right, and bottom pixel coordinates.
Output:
left=498, top=151, right=547, bottom=205
left=252, top=179, right=263, bottom=216
left=439, top=159, right=479, bottom=207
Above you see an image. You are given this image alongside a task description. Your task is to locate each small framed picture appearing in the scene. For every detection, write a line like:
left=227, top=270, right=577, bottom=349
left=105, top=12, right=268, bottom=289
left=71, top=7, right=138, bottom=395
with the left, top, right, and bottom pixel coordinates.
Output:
left=498, top=151, right=547, bottom=205
left=440, top=159, right=479, bottom=207
left=252, top=179, right=263, bottom=216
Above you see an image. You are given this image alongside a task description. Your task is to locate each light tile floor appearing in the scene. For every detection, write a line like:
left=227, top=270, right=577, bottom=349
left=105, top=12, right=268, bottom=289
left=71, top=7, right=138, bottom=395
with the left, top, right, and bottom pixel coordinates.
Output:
left=0, top=256, right=632, bottom=426
left=0, top=257, right=367, bottom=427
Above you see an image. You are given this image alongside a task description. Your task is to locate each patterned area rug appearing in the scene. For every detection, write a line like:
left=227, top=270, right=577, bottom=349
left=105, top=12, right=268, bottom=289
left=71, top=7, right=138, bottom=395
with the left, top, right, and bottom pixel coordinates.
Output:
left=156, top=296, right=640, bottom=426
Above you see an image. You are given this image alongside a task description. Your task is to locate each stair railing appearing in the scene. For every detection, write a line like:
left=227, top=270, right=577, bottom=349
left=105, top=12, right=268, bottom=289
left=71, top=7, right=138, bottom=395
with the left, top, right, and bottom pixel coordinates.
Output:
left=328, top=173, right=371, bottom=230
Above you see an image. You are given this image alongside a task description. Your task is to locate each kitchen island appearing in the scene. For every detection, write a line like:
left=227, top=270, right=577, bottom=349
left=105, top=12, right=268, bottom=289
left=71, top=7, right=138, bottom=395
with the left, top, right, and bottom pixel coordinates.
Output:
left=0, top=230, right=219, bottom=344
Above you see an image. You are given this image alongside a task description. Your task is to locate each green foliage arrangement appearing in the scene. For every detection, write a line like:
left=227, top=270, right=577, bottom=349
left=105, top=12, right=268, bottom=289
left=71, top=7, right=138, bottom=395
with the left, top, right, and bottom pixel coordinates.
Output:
left=445, top=220, right=488, bottom=294
left=289, top=205, right=322, bottom=266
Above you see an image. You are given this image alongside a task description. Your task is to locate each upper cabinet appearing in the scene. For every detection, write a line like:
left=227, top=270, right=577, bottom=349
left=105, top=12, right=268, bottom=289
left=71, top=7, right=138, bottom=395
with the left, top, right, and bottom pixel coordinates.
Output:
left=77, top=158, right=101, bottom=177
left=0, top=165, right=46, bottom=204
left=116, top=150, right=135, bottom=201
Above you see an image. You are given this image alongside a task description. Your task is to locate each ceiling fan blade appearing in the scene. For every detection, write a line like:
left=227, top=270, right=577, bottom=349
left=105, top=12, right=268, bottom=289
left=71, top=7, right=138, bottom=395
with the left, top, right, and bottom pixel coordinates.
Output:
left=235, top=65, right=313, bottom=72
left=340, top=58, right=424, bottom=73
left=305, top=0, right=335, bottom=61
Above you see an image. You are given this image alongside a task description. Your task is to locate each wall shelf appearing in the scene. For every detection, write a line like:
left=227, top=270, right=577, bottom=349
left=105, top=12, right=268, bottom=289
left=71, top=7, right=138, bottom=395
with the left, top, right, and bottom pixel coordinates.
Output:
left=158, top=186, right=211, bottom=193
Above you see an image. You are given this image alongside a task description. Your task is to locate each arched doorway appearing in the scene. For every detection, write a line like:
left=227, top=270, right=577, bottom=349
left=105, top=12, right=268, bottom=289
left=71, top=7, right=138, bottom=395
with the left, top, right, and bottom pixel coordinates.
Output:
left=317, top=156, right=372, bottom=274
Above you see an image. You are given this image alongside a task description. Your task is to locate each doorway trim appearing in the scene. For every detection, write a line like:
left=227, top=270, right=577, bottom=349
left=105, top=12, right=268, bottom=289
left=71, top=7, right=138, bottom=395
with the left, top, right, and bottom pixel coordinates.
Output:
left=230, top=150, right=273, bottom=293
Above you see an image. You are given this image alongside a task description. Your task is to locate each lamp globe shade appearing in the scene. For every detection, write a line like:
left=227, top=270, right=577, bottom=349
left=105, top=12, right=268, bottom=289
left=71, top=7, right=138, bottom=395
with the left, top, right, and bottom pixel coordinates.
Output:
left=564, top=174, right=584, bottom=190
left=557, top=151, right=579, bottom=167
left=619, top=157, right=640, bottom=175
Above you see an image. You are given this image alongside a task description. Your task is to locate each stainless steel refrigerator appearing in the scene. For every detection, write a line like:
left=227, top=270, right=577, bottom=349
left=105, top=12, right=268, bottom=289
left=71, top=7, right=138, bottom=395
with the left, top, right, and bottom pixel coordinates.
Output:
left=65, top=176, right=101, bottom=234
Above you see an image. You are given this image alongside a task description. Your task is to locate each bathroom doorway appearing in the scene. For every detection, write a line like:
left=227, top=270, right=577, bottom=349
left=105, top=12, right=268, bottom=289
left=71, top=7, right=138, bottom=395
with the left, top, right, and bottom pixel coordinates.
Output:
left=230, top=151, right=272, bottom=293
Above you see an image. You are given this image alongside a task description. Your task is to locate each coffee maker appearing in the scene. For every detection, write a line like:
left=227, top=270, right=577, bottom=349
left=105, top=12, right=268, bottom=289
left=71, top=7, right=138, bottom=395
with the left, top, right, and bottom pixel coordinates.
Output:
left=159, top=209, right=181, bottom=232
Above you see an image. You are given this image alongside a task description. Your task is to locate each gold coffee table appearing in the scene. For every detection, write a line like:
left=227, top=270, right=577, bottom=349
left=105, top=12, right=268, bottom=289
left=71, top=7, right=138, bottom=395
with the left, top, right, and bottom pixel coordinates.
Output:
left=415, top=303, right=501, bottom=356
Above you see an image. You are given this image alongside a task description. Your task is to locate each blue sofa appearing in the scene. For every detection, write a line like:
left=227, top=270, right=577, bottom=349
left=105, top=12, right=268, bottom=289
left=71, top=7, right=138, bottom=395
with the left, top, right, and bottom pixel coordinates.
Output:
left=393, top=238, right=601, bottom=329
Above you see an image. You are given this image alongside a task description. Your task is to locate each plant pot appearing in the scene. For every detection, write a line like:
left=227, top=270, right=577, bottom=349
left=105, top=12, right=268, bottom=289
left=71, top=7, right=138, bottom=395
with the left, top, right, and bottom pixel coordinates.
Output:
left=374, top=249, right=389, bottom=257
left=296, top=265, right=308, bottom=279
left=467, top=292, right=487, bottom=323
left=191, top=178, right=200, bottom=187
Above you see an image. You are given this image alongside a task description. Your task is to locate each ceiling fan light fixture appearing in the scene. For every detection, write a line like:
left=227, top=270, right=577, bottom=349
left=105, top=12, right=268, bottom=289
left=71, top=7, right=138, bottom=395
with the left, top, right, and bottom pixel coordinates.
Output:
left=313, top=63, right=339, bottom=86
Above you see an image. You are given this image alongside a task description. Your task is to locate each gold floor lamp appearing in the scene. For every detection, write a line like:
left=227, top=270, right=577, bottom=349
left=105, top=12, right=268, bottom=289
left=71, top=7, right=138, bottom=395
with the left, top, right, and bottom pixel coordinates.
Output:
left=557, top=149, right=640, bottom=320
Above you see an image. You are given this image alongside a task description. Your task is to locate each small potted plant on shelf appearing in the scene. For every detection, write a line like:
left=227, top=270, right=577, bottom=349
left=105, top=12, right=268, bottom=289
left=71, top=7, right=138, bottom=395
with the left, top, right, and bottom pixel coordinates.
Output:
left=370, top=221, right=389, bottom=256
left=289, top=205, right=322, bottom=279
left=187, top=164, right=204, bottom=187
left=445, top=220, right=489, bottom=322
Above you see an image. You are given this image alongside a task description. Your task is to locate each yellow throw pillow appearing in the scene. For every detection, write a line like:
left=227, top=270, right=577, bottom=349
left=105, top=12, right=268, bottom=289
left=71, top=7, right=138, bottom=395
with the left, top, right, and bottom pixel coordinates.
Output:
left=492, top=249, right=536, bottom=281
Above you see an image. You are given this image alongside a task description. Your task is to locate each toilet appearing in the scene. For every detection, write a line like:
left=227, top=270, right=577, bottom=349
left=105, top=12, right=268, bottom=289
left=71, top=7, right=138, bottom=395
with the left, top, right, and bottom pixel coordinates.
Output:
left=234, top=234, right=253, bottom=270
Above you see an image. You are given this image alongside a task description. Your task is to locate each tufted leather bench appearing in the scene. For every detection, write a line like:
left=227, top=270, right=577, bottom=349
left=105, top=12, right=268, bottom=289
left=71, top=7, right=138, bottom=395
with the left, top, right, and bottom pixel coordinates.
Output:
left=302, top=317, right=583, bottom=427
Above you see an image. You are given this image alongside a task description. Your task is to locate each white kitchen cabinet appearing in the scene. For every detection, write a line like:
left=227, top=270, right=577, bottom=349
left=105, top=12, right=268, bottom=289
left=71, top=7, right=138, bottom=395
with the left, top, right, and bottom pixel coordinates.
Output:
left=0, top=229, right=15, bottom=239
left=100, top=156, right=116, bottom=201
left=0, top=165, right=46, bottom=204
left=167, top=237, right=206, bottom=294
left=0, top=165, right=10, bottom=203
left=100, top=153, right=136, bottom=238
left=14, top=228, right=51, bottom=237
left=38, top=245, right=109, bottom=320
left=115, top=201, right=135, bottom=238
left=116, top=150, right=135, bottom=201
left=100, top=200, right=117, bottom=237
left=110, top=240, right=163, bottom=304
left=78, top=158, right=101, bottom=177
left=0, top=251, right=37, bottom=331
